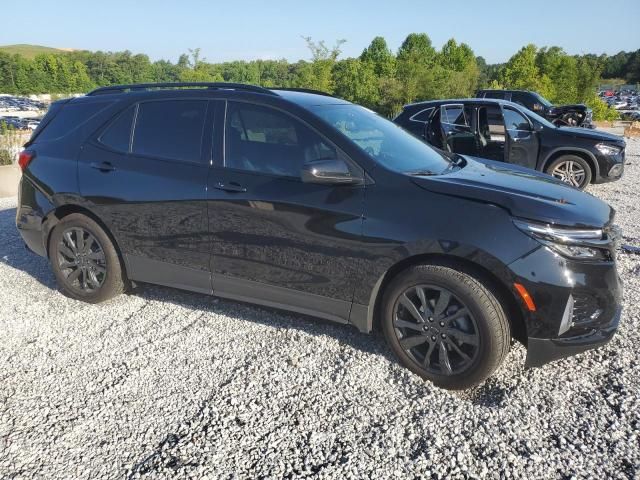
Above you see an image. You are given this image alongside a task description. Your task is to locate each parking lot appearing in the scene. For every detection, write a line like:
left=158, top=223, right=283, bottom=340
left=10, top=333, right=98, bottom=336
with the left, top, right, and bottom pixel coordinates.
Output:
left=1, top=138, right=639, bottom=479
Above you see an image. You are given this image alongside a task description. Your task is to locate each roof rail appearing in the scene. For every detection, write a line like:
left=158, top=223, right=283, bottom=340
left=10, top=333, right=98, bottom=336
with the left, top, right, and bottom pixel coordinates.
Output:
left=86, top=82, right=277, bottom=96
left=271, top=87, right=335, bottom=98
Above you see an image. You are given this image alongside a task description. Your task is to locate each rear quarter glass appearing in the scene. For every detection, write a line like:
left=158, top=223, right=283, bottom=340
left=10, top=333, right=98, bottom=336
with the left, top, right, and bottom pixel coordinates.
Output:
left=35, top=101, right=113, bottom=143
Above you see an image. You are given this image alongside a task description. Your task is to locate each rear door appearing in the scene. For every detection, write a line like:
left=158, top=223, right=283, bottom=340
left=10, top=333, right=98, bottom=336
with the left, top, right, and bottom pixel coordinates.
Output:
left=440, top=104, right=478, bottom=155
left=476, top=104, right=507, bottom=161
left=78, top=98, right=216, bottom=293
left=503, top=106, right=539, bottom=170
left=207, top=100, right=365, bottom=322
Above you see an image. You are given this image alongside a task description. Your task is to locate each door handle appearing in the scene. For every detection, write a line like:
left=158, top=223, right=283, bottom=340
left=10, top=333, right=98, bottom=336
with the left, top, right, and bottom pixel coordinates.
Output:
left=90, top=161, right=116, bottom=172
left=214, top=181, right=247, bottom=193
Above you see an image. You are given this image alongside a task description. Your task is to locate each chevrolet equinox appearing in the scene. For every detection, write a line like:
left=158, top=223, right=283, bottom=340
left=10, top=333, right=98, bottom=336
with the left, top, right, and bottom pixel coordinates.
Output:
left=16, top=83, right=623, bottom=390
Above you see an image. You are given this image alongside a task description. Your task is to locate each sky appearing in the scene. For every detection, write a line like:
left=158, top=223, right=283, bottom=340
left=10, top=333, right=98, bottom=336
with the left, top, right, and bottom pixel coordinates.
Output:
left=0, top=0, right=638, bottom=64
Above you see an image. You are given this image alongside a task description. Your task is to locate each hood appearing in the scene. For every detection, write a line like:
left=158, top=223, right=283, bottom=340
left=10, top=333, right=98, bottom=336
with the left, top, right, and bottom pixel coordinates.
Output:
left=550, top=103, right=589, bottom=114
left=411, top=157, right=614, bottom=228
left=553, top=126, right=624, bottom=143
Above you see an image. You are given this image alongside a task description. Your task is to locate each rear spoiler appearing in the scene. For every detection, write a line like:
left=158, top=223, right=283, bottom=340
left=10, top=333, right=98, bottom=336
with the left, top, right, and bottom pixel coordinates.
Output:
left=23, top=98, right=73, bottom=148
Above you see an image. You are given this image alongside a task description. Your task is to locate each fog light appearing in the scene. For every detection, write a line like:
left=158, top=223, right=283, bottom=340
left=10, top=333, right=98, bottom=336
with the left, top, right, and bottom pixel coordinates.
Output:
left=608, top=164, right=623, bottom=177
left=559, top=294, right=574, bottom=335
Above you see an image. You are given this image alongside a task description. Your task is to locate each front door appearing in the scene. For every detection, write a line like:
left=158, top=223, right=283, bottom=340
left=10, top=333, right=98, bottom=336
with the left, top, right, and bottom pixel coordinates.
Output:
left=78, top=98, right=216, bottom=293
left=440, top=104, right=478, bottom=156
left=503, top=106, right=539, bottom=170
left=207, top=100, right=366, bottom=322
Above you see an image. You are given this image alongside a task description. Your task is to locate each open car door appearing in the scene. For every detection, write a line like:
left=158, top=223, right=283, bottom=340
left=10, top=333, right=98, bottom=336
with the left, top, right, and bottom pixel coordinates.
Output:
left=439, top=104, right=478, bottom=156
left=502, top=106, right=539, bottom=170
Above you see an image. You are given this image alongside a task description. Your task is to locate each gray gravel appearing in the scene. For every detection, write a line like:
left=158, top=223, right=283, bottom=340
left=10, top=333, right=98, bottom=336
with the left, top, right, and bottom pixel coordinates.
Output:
left=1, top=139, right=639, bottom=479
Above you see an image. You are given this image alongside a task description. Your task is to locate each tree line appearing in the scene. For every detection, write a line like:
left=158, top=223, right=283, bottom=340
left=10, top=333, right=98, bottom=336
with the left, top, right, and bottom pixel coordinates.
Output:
left=1, top=34, right=638, bottom=120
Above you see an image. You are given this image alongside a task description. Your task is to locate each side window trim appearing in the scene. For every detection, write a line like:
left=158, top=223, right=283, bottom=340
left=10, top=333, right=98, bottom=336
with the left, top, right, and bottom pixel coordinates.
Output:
left=128, top=103, right=139, bottom=153
left=409, top=107, right=434, bottom=124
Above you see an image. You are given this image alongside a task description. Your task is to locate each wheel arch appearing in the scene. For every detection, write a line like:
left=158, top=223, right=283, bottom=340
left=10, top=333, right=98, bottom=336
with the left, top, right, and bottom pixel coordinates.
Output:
left=542, top=148, right=599, bottom=180
left=43, top=203, right=129, bottom=279
left=365, top=253, right=527, bottom=345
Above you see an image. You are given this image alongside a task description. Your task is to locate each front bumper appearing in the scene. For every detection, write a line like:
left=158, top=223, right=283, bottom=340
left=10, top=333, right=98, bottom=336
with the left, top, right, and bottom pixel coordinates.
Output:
left=525, top=306, right=621, bottom=367
left=508, top=244, right=623, bottom=367
left=593, top=146, right=625, bottom=184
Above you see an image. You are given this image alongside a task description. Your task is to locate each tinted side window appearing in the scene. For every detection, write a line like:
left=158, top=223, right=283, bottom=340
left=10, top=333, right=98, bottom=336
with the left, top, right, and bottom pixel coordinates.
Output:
left=504, top=108, right=530, bottom=130
left=132, top=100, right=207, bottom=162
left=484, top=91, right=506, bottom=99
left=442, top=105, right=469, bottom=126
left=510, top=92, right=533, bottom=109
left=225, top=102, right=336, bottom=177
left=37, top=101, right=111, bottom=142
left=99, top=105, right=135, bottom=152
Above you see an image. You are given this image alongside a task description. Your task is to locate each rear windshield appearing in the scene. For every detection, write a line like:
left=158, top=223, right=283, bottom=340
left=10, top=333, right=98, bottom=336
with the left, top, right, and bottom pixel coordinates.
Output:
left=36, top=100, right=111, bottom=142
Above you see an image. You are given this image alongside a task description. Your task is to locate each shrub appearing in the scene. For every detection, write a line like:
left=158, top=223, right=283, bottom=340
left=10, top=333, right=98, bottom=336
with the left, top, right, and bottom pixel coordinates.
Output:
left=0, top=149, right=14, bottom=166
left=585, top=94, right=619, bottom=121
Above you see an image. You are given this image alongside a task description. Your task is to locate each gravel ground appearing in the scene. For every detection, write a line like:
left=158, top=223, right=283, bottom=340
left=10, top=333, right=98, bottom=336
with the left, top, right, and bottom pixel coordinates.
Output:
left=1, top=139, right=639, bottom=479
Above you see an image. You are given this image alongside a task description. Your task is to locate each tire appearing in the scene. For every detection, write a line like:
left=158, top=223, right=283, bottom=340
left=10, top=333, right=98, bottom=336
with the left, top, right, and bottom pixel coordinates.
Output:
left=381, top=265, right=511, bottom=390
left=49, top=213, right=125, bottom=303
left=546, top=154, right=592, bottom=190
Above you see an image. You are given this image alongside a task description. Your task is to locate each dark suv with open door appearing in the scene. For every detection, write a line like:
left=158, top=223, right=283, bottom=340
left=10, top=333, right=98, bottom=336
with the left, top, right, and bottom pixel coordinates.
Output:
left=393, top=98, right=625, bottom=189
left=16, top=83, right=622, bottom=390
left=476, top=89, right=593, bottom=128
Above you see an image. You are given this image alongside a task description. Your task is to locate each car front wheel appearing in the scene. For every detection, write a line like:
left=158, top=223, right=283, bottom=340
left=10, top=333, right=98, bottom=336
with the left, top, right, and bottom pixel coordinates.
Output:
left=49, top=213, right=125, bottom=303
left=381, top=264, right=511, bottom=390
left=546, top=155, right=592, bottom=189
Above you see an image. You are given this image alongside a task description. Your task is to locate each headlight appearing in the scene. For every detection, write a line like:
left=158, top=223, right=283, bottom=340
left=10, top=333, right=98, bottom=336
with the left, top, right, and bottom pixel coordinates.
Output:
left=514, top=219, right=608, bottom=260
left=595, top=143, right=622, bottom=156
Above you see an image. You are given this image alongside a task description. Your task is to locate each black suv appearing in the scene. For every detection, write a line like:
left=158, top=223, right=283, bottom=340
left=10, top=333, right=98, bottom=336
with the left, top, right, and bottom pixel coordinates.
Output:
left=393, top=98, right=625, bottom=189
left=476, top=89, right=593, bottom=128
left=16, top=83, right=622, bottom=390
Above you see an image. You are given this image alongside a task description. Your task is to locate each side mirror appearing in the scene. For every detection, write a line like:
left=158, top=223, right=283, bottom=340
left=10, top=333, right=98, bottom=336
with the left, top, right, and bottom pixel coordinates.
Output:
left=301, top=159, right=362, bottom=185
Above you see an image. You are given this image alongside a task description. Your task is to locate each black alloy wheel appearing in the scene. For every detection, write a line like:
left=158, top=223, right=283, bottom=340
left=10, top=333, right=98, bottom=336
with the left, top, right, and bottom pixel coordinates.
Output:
left=382, top=265, right=511, bottom=390
left=49, top=213, right=125, bottom=303
left=392, top=284, right=480, bottom=375
left=56, top=227, right=107, bottom=292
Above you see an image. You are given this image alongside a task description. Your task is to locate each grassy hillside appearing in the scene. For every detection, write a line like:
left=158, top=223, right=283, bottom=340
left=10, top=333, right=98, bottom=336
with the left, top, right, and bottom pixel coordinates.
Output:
left=0, top=44, right=73, bottom=58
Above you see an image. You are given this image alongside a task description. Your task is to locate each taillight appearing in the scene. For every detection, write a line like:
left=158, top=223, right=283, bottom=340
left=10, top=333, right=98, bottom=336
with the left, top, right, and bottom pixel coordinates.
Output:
left=18, top=150, right=35, bottom=171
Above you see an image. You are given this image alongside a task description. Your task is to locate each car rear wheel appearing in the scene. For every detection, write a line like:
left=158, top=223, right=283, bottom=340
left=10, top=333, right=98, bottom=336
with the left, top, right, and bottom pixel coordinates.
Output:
left=546, top=155, right=592, bottom=189
left=381, top=265, right=511, bottom=390
left=49, top=213, right=125, bottom=303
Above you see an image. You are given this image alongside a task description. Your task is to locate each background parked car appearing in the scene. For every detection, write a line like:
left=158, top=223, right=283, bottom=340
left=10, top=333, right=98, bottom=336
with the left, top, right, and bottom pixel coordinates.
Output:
left=393, top=98, right=625, bottom=189
left=476, top=89, right=594, bottom=128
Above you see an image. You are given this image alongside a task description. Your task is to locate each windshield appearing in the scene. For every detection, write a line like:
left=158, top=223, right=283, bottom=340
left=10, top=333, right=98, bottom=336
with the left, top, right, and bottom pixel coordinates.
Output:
left=310, top=104, right=452, bottom=174
left=532, top=92, right=553, bottom=108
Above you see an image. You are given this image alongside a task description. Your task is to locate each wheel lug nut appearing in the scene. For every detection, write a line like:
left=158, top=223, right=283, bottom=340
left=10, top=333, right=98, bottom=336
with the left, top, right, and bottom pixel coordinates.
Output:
left=441, top=334, right=446, bottom=339
left=439, top=322, right=445, bottom=327
left=431, top=336, right=436, bottom=341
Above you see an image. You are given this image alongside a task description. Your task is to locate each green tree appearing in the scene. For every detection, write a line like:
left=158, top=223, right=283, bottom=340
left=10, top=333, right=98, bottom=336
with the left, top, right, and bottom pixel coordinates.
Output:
left=397, top=33, right=436, bottom=65
left=295, top=37, right=345, bottom=92
left=332, top=58, right=379, bottom=107
left=500, top=44, right=554, bottom=97
left=360, top=36, right=395, bottom=77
